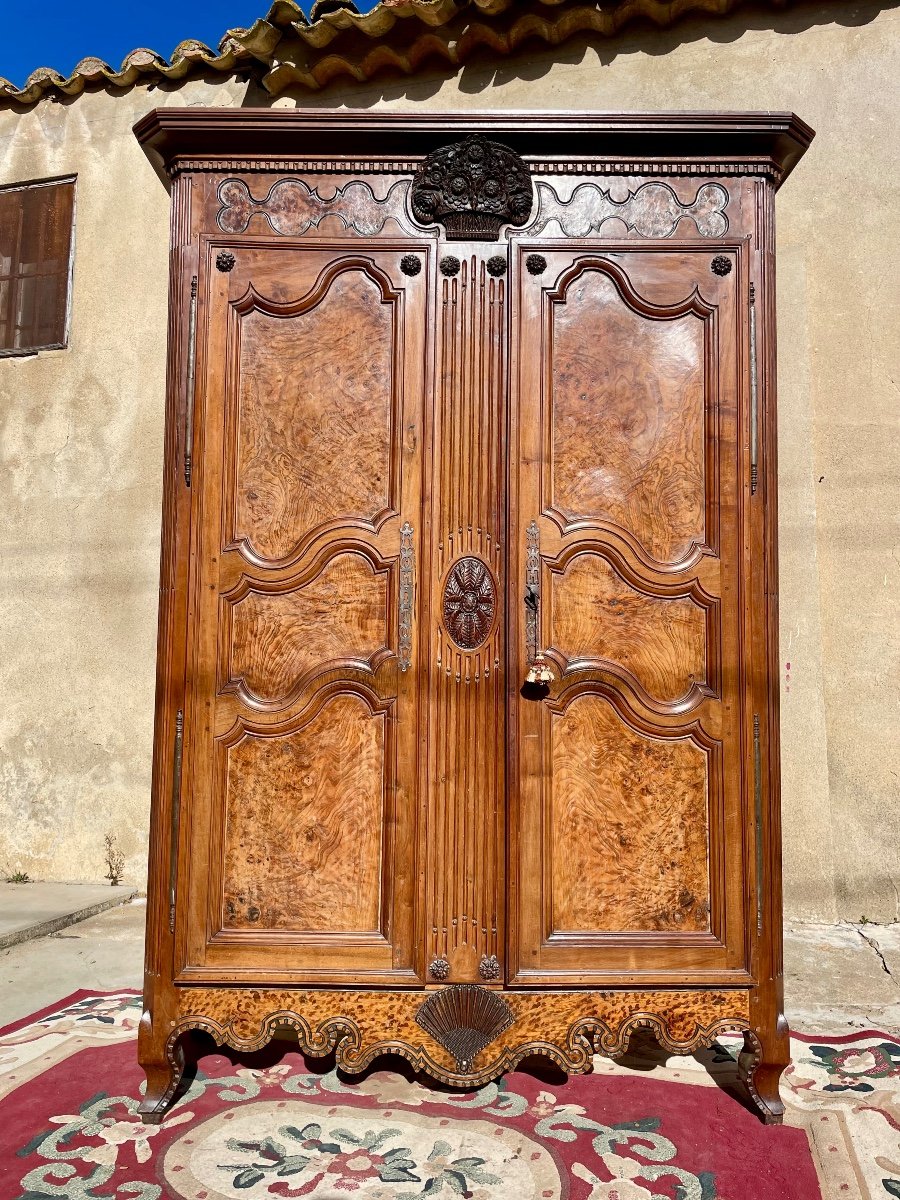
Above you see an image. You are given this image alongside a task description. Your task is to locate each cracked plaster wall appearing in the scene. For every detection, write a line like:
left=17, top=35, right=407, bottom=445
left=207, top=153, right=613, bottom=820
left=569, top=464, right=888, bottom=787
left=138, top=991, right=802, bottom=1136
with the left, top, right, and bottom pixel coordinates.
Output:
left=0, top=0, right=897, bottom=919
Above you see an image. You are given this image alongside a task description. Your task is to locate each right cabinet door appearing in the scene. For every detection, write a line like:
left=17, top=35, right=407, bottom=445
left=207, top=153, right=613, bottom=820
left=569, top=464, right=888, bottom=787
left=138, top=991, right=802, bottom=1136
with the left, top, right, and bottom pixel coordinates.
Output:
left=508, top=243, right=751, bottom=987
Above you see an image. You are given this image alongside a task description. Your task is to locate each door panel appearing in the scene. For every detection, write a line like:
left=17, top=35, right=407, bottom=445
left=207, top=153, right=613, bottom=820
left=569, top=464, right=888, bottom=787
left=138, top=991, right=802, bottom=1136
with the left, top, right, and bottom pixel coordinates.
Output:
left=221, top=691, right=389, bottom=933
left=509, top=243, right=748, bottom=985
left=547, top=551, right=712, bottom=708
left=227, top=550, right=390, bottom=707
left=177, top=240, right=427, bottom=984
left=549, top=694, right=712, bottom=934
left=229, top=265, right=398, bottom=563
left=547, top=263, right=707, bottom=565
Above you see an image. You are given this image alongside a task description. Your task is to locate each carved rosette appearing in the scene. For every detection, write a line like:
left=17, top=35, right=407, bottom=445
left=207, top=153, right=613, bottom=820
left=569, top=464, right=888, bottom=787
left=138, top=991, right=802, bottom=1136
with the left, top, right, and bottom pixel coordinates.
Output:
left=479, top=954, right=501, bottom=981
left=443, top=557, right=496, bottom=650
left=411, top=134, right=534, bottom=240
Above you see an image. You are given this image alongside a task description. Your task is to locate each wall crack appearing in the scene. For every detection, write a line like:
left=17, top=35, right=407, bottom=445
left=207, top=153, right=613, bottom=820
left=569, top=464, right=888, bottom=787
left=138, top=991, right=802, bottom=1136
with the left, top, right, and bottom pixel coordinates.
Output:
left=856, top=926, right=895, bottom=983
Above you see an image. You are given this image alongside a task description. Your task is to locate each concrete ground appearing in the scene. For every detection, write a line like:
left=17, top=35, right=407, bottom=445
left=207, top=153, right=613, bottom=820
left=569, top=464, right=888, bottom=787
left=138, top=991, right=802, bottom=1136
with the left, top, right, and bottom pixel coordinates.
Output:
left=785, top=918, right=900, bottom=1032
left=0, top=881, right=136, bottom=950
left=0, top=898, right=146, bottom=1026
left=0, top=897, right=898, bottom=1033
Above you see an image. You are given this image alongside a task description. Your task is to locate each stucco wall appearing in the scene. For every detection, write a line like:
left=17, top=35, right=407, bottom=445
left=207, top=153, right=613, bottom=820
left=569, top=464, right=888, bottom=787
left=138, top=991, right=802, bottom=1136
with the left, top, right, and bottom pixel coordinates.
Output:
left=0, top=0, right=897, bottom=919
left=0, top=78, right=247, bottom=889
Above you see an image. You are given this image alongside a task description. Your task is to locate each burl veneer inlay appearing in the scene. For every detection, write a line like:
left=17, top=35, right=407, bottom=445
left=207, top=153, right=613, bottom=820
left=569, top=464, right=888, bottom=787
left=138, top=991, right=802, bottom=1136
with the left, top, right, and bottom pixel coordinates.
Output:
left=550, top=552, right=707, bottom=704
left=230, top=551, right=389, bottom=705
left=223, top=693, right=385, bottom=933
left=234, top=268, right=395, bottom=561
left=550, top=694, right=710, bottom=932
left=551, top=268, right=705, bottom=564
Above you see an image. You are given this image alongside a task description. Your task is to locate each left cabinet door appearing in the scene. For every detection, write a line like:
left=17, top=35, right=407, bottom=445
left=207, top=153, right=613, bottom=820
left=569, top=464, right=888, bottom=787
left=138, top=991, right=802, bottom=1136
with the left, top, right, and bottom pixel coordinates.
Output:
left=174, top=240, right=428, bottom=986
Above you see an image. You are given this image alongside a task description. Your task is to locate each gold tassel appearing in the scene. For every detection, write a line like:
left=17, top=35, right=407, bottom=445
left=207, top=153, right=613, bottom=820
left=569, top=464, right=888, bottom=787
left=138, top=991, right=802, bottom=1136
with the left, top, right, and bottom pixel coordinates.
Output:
left=525, top=652, right=555, bottom=685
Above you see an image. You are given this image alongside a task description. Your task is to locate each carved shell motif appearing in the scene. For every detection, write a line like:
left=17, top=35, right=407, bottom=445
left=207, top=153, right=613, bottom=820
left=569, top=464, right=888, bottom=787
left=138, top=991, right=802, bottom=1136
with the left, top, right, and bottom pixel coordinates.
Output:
left=416, top=984, right=515, bottom=1073
left=443, top=557, right=496, bottom=650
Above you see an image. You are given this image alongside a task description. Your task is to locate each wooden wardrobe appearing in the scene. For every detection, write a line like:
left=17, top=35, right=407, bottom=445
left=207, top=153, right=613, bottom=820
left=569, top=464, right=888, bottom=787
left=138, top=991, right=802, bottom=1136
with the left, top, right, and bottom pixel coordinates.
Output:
left=134, top=110, right=813, bottom=1124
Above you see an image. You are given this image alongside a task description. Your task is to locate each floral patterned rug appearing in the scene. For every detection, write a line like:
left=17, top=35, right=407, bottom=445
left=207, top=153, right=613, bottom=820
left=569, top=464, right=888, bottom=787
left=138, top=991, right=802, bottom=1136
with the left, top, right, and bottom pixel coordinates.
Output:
left=0, top=992, right=897, bottom=1200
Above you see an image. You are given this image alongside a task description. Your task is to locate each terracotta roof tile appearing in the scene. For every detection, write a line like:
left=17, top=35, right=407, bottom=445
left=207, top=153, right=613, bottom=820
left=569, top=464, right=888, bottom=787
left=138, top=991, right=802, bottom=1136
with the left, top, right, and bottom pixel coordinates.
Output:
left=0, top=0, right=787, bottom=107
left=0, top=39, right=253, bottom=106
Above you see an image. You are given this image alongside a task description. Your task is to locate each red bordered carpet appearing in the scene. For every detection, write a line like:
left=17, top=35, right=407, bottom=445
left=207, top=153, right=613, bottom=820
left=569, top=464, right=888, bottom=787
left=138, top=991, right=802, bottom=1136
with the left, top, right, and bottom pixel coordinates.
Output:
left=1, top=991, right=897, bottom=1199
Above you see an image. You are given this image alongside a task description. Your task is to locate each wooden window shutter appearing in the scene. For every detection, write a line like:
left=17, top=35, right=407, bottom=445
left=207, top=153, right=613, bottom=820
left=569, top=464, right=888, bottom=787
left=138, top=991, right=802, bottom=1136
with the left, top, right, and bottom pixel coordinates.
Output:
left=0, top=178, right=75, bottom=354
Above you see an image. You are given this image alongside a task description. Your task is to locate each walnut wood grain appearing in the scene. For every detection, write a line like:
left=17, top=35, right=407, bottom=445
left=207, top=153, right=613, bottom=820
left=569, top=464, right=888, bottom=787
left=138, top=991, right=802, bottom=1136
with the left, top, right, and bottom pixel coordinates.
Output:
left=175, top=242, right=427, bottom=985
left=549, top=550, right=708, bottom=705
left=550, top=694, right=710, bottom=933
left=525, top=179, right=729, bottom=239
left=424, top=253, right=506, bottom=982
left=509, top=243, right=743, bottom=985
left=550, top=264, right=706, bottom=565
left=222, top=693, right=386, bottom=932
left=232, top=266, right=395, bottom=563
left=139, top=112, right=810, bottom=1131
left=229, top=551, right=389, bottom=706
left=217, top=176, right=416, bottom=238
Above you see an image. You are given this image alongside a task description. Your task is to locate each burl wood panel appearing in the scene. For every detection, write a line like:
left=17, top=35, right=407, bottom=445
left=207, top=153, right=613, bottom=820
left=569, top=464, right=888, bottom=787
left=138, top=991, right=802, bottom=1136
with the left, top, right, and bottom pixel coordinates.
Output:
left=551, top=268, right=705, bottom=564
left=170, top=986, right=751, bottom=1088
left=223, top=693, right=385, bottom=932
left=234, top=268, right=394, bottom=561
left=229, top=552, right=388, bottom=705
left=217, top=177, right=417, bottom=238
left=526, top=180, right=730, bottom=239
left=425, top=254, right=506, bottom=980
left=550, top=694, right=710, bottom=932
left=550, top=552, right=707, bottom=703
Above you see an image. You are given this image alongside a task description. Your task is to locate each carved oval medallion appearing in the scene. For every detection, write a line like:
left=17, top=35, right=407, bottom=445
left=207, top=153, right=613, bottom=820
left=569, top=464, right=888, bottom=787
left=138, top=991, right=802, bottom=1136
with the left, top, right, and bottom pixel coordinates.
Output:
left=443, top=557, right=496, bottom=650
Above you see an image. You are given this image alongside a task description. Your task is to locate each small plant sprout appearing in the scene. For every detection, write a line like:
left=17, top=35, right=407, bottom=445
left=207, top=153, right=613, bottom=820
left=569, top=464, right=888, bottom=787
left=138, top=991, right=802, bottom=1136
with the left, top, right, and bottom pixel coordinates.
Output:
left=104, top=833, right=126, bottom=886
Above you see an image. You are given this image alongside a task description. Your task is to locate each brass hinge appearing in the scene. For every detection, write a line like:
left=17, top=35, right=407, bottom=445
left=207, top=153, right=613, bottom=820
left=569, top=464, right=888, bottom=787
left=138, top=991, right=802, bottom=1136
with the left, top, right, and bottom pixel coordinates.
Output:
left=749, top=282, right=759, bottom=495
left=398, top=522, right=414, bottom=672
left=753, top=713, right=763, bottom=934
left=525, top=520, right=540, bottom=665
left=184, top=276, right=198, bottom=488
left=168, top=709, right=184, bottom=933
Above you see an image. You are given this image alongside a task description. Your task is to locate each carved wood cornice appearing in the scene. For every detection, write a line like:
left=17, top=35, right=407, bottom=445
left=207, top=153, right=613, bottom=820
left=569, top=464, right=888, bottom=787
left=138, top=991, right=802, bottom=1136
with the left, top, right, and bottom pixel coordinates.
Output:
left=167, top=157, right=784, bottom=181
left=137, top=110, right=814, bottom=193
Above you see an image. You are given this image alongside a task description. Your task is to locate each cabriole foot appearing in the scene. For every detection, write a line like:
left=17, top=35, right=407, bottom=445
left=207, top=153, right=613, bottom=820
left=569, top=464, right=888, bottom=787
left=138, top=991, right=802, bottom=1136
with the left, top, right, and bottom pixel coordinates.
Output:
left=138, top=1036, right=186, bottom=1125
left=739, top=1030, right=786, bottom=1125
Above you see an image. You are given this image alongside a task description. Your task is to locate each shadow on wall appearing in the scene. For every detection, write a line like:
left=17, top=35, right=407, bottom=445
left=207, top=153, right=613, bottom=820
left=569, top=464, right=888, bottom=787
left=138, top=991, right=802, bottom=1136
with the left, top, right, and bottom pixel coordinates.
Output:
left=233, top=0, right=893, bottom=108
left=5, top=0, right=887, bottom=115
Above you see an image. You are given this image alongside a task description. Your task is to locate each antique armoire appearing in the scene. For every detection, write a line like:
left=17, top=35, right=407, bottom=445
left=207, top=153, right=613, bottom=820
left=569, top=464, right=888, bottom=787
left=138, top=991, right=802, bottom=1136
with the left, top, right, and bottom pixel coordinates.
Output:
left=134, top=109, right=813, bottom=1125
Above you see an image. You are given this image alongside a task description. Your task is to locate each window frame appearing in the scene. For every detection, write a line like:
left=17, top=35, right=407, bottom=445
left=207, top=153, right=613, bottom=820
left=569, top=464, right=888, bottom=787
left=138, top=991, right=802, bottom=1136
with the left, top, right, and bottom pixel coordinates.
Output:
left=0, top=174, right=77, bottom=358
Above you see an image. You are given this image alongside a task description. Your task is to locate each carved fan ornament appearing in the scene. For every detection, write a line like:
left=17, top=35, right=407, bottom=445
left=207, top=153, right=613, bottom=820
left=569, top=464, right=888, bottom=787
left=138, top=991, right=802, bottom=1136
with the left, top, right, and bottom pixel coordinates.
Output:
left=416, top=985, right=515, bottom=1073
left=443, top=557, right=496, bottom=650
left=411, top=134, right=534, bottom=241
